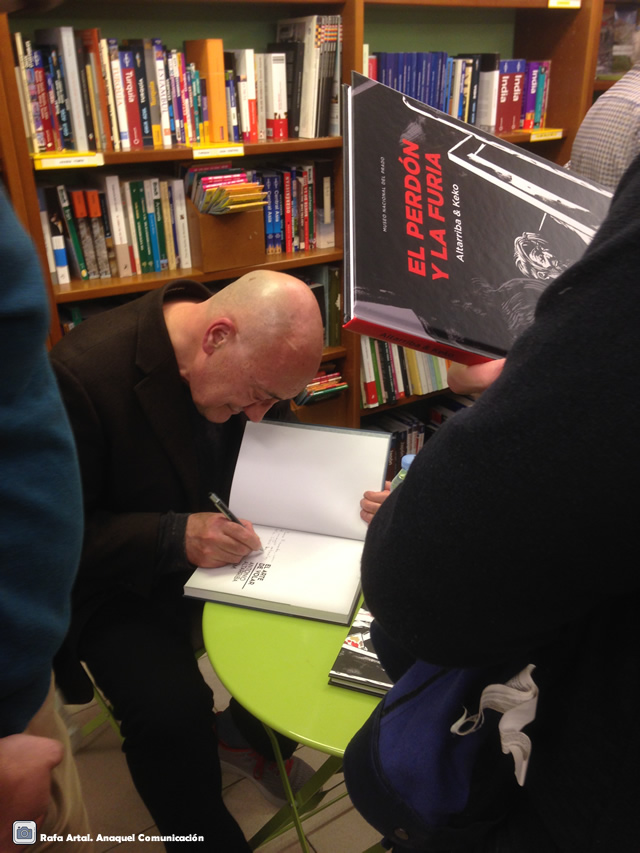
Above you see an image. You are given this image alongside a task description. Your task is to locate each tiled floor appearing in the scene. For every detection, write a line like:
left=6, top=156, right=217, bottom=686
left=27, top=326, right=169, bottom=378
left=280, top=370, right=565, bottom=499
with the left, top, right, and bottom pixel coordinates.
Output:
left=64, top=655, right=383, bottom=852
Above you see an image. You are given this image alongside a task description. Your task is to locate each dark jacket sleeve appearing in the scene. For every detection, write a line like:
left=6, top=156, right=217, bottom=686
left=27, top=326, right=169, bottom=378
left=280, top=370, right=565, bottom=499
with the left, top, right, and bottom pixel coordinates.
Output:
left=362, top=155, right=640, bottom=668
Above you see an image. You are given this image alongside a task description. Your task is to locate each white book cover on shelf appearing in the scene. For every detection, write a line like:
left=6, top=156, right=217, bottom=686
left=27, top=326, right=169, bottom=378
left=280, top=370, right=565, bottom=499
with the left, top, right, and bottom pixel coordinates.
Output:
left=184, top=421, right=391, bottom=624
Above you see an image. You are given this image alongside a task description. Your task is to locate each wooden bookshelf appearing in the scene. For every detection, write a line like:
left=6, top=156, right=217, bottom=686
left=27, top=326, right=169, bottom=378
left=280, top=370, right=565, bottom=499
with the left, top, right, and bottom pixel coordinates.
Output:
left=0, top=0, right=607, bottom=427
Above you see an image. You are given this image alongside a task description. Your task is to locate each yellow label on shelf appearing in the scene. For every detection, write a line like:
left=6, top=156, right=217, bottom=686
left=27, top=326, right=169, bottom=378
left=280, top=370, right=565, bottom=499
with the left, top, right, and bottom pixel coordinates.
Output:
left=548, top=0, right=580, bottom=8
left=192, top=144, right=244, bottom=159
left=529, top=128, right=564, bottom=141
left=33, top=152, right=105, bottom=169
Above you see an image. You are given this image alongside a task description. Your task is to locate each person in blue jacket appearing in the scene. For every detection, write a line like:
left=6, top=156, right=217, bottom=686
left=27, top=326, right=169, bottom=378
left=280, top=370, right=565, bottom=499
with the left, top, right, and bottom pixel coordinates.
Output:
left=0, top=179, right=90, bottom=848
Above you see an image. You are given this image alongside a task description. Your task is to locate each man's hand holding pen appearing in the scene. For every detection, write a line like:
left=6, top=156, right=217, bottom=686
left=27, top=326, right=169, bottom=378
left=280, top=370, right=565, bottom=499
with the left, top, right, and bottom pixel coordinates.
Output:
left=185, top=512, right=262, bottom=568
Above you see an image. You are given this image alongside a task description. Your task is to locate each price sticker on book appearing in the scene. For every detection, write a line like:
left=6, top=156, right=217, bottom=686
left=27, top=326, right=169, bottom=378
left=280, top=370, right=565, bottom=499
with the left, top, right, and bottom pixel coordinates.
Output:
left=33, top=152, right=105, bottom=170
left=529, top=128, right=564, bottom=141
left=548, top=0, right=581, bottom=7
left=192, top=144, right=244, bottom=159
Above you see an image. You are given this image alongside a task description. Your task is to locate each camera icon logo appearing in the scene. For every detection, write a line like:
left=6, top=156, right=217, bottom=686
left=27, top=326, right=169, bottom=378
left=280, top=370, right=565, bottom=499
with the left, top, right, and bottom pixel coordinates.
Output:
left=12, top=821, right=36, bottom=844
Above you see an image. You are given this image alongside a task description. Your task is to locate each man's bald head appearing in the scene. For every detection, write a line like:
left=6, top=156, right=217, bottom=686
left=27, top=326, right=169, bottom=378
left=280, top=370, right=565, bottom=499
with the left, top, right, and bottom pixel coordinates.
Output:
left=165, top=270, right=325, bottom=423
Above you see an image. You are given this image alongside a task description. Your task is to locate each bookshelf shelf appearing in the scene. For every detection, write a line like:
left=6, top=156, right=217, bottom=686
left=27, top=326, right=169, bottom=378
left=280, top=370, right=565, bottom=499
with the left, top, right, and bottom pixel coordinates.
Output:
left=364, top=0, right=552, bottom=7
left=52, top=247, right=344, bottom=303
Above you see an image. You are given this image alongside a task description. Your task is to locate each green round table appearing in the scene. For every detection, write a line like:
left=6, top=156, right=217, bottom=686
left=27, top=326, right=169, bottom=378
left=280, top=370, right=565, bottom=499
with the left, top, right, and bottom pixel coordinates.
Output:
left=202, top=602, right=382, bottom=851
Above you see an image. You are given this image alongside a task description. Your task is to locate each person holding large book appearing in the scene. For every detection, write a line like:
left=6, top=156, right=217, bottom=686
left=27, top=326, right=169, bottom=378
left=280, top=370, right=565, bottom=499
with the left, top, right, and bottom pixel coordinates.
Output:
left=0, top=178, right=91, bottom=848
left=49, top=270, right=325, bottom=850
left=345, top=153, right=640, bottom=851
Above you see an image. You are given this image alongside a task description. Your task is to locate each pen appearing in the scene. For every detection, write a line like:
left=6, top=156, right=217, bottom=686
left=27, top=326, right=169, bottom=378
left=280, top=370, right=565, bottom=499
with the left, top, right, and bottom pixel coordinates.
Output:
left=208, top=491, right=263, bottom=551
left=208, top=491, right=242, bottom=524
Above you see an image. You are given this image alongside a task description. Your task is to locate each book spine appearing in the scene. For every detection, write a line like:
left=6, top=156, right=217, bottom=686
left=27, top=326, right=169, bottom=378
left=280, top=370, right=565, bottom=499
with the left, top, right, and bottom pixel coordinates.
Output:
left=97, top=189, right=120, bottom=278
left=131, top=43, right=153, bottom=147
left=276, top=15, right=320, bottom=139
left=167, top=50, right=184, bottom=144
left=475, top=54, right=500, bottom=132
left=179, top=51, right=194, bottom=145
left=85, top=188, right=112, bottom=278
left=120, top=50, right=143, bottom=148
left=142, top=38, right=162, bottom=147
left=232, top=49, right=255, bottom=143
left=36, top=187, right=58, bottom=285
left=534, top=60, right=551, bottom=129
left=190, top=66, right=202, bottom=144
left=151, top=40, right=172, bottom=149
left=199, top=77, right=210, bottom=143
left=224, top=69, right=240, bottom=142
left=495, top=62, right=513, bottom=135
left=265, top=52, right=289, bottom=140
left=149, top=180, right=168, bottom=271
left=143, top=179, right=162, bottom=272
left=57, top=184, right=89, bottom=280
left=101, top=175, right=132, bottom=277
left=121, top=180, right=141, bottom=274
left=13, top=33, right=39, bottom=153
left=31, top=48, right=56, bottom=151
left=360, top=335, right=378, bottom=407
left=58, top=27, right=89, bottom=151
left=511, top=63, right=526, bottom=132
left=81, top=29, right=113, bottom=151
left=99, top=38, right=120, bottom=151
left=74, top=34, right=97, bottom=151
left=130, top=180, right=153, bottom=273
left=254, top=53, right=267, bottom=142
left=170, top=179, right=191, bottom=269
left=69, top=189, right=99, bottom=279
left=160, top=180, right=177, bottom=270
left=108, top=39, right=130, bottom=151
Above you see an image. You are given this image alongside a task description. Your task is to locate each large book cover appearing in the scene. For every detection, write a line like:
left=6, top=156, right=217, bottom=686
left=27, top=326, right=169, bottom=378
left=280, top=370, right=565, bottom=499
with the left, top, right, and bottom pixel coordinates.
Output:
left=328, top=607, right=393, bottom=696
left=184, top=421, right=390, bottom=625
left=343, top=73, right=613, bottom=365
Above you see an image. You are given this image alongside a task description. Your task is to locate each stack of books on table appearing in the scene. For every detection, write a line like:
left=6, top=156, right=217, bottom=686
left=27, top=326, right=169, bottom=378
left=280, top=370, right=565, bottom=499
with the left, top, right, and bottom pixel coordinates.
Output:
left=328, top=606, right=393, bottom=697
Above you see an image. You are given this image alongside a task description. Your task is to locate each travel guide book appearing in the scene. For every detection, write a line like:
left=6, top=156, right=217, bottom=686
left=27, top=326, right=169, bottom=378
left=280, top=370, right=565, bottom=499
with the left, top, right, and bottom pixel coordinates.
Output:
left=328, top=606, right=393, bottom=697
left=184, top=421, right=391, bottom=625
left=343, top=72, right=613, bottom=365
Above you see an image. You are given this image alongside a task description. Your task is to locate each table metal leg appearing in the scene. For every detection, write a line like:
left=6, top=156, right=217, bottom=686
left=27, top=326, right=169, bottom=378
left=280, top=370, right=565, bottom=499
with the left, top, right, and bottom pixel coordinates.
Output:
left=249, top=725, right=348, bottom=851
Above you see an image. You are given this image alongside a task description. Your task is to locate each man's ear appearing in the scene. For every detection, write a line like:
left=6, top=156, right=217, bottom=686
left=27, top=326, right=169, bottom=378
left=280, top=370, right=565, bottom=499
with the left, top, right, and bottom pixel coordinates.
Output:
left=203, top=317, right=235, bottom=354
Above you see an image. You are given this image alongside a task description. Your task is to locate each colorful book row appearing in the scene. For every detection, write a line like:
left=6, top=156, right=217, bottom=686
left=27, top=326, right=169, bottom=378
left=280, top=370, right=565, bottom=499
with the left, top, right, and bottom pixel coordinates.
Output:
left=359, top=335, right=449, bottom=410
left=364, top=49, right=551, bottom=134
left=13, top=15, right=342, bottom=155
left=37, top=175, right=193, bottom=287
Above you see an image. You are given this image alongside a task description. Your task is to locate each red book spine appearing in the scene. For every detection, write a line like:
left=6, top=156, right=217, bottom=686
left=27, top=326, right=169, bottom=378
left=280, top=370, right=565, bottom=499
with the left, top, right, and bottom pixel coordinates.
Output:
left=280, top=170, right=293, bottom=253
left=33, top=63, right=56, bottom=151
left=120, top=54, right=144, bottom=149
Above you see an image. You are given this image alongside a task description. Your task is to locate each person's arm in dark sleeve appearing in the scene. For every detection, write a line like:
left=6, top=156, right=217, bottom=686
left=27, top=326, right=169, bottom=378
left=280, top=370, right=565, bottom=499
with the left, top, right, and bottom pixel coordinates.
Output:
left=362, top=156, right=640, bottom=669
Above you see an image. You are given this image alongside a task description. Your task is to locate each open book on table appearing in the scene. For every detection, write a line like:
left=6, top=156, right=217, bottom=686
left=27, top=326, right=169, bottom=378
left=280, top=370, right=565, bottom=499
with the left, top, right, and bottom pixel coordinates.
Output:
left=184, top=421, right=391, bottom=625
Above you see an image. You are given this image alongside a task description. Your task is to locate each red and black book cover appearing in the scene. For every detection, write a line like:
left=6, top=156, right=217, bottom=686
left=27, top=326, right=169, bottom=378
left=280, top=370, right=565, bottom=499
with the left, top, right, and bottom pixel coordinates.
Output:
left=343, top=73, right=613, bottom=365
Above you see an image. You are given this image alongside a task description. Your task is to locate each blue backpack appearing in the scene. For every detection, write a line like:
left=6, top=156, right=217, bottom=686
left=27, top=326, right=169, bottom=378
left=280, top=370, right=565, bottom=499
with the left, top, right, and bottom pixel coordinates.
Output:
left=343, top=624, right=538, bottom=851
